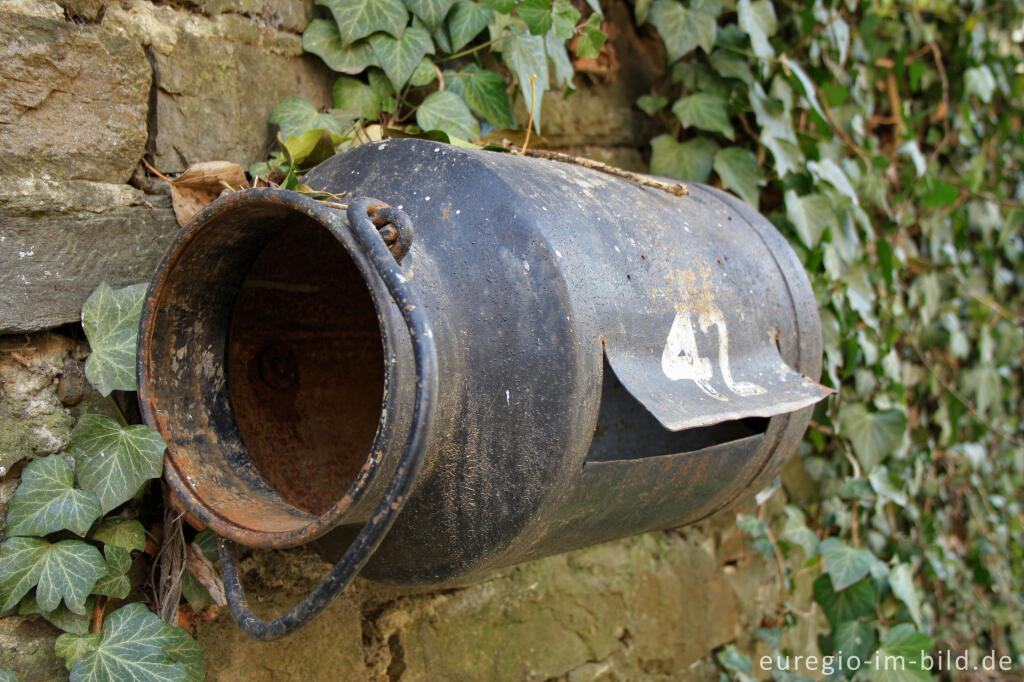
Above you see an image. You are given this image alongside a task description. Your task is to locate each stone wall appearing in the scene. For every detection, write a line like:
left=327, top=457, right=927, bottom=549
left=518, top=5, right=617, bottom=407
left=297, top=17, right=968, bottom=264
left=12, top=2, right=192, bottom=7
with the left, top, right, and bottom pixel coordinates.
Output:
left=0, top=1, right=822, bottom=679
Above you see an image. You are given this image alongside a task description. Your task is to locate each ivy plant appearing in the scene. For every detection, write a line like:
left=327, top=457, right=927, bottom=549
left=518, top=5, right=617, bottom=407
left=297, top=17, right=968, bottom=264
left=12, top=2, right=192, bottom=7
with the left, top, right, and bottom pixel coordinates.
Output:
left=251, top=0, right=608, bottom=180
left=0, top=282, right=204, bottom=682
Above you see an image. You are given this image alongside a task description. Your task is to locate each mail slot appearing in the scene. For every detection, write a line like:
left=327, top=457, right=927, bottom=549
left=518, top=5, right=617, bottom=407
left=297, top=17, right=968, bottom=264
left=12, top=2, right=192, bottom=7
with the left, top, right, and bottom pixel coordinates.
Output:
left=137, top=138, right=828, bottom=639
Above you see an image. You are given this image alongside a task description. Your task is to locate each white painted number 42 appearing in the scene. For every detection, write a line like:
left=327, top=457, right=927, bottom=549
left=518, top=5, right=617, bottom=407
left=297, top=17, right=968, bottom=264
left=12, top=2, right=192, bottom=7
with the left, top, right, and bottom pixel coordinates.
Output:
left=660, top=306, right=766, bottom=401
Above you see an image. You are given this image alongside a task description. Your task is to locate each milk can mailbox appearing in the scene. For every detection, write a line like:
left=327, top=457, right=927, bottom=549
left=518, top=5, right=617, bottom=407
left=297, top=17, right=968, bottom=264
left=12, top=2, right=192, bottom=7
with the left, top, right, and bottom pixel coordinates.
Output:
left=138, top=138, right=830, bottom=639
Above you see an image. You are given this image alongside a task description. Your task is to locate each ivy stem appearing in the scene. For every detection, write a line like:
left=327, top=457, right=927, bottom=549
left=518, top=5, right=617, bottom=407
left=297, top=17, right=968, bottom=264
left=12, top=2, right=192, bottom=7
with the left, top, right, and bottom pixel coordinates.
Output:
left=108, top=395, right=129, bottom=427
left=436, top=35, right=510, bottom=63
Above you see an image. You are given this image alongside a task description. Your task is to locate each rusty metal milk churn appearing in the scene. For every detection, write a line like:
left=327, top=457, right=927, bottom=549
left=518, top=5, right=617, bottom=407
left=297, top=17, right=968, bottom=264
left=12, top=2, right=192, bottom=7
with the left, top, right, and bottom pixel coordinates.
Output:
left=138, top=138, right=830, bottom=639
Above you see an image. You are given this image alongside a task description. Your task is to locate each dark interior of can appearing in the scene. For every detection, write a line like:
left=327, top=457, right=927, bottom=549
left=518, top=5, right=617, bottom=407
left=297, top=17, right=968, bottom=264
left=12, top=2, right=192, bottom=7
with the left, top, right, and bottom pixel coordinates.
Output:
left=226, top=222, right=384, bottom=516
left=142, top=202, right=385, bottom=538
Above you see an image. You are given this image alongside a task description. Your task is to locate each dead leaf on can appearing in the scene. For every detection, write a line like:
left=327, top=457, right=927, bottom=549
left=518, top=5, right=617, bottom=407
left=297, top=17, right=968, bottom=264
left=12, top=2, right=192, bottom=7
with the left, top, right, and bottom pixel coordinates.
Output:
left=170, top=161, right=247, bottom=226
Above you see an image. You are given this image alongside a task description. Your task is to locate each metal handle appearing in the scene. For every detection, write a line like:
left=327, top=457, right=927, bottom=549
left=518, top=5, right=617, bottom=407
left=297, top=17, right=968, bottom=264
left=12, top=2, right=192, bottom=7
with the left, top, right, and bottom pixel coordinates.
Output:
left=219, top=197, right=438, bottom=640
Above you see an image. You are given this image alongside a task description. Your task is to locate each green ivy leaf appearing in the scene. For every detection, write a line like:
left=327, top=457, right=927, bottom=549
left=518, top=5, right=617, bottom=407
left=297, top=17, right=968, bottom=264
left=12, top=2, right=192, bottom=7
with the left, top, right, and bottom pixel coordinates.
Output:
left=833, top=620, right=876, bottom=672
left=649, top=134, right=718, bottom=183
left=503, top=30, right=549, bottom=132
left=813, top=574, right=876, bottom=628
left=636, top=94, right=667, bottom=115
left=713, top=146, right=765, bottom=207
left=838, top=404, right=907, bottom=470
left=648, top=0, right=716, bottom=61
left=302, top=20, right=379, bottom=74
left=193, top=529, right=219, bottom=563
left=870, top=624, right=934, bottom=682
left=409, top=57, right=438, bottom=86
left=91, top=546, right=132, bottom=600
left=333, top=76, right=383, bottom=120
left=81, top=282, right=148, bottom=397
left=481, top=0, right=514, bottom=12
left=709, top=50, right=754, bottom=85
left=464, top=68, right=516, bottom=129
left=964, top=65, right=996, bottom=103
left=269, top=98, right=350, bottom=140
left=544, top=30, right=574, bottom=89
left=869, top=465, right=908, bottom=506
left=405, top=0, right=457, bottom=30
left=64, top=603, right=201, bottom=682
left=448, top=1, right=494, bottom=50
left=4, top=455, right=102, bottom=538
left=780, top=505, right=819, bottom=557
left=820, top=538, right=876, bottom=590
left=785, top=190, right=838, bottom=248
left=66, top=414, right=167, bottom=515
left=551, top=0, right=581, bottom=40
left=20, top=592, right=94, bottom=635
left=517, top=0, right=553, bottom=35
left=0, top=537, right=106, bottom=614
left=163, top=623, right=205, bottom=682
left=181, top=572, right=213, bottom=612
left=369, top=24, right=435, bottom=91
left=317, top=0, right=408, bottom=45
left=55, top=633, right=100, bottom=671
left=671, top=93, right=735, bottom=139
left=888, top=563, right=923, bottom=629
left=575, top=13, right=606, bottom=58
left=779, top=54, right=825, bottom=120
left=0, top=669, right=17, bottom=682
left=90, top=517, right=147, bottom=553
left=738, top=0, right=777, bottom=60
left=416, top=90, right=481, bottom=141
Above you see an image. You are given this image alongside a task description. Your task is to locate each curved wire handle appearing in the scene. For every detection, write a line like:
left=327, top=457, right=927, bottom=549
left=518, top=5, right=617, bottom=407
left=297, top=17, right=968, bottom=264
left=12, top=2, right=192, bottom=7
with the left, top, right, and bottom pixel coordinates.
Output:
left=219, top=198, right=437, bottom=640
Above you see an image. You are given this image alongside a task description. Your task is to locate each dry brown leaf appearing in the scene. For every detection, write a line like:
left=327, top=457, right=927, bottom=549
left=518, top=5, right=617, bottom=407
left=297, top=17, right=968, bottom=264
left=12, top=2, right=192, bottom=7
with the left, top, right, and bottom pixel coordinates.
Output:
left=170, top=161, right=247, bottom=227
left=186, top=541, right=227, bottom=607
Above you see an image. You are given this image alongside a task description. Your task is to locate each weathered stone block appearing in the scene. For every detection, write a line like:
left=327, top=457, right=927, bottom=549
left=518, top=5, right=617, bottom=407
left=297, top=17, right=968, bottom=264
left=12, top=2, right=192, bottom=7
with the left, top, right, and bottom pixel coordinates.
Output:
left=0, top=615, right=65, bottom=682
left=102, top=1, right=334, bottom=173
left=0, top=179, right=179, bottom=333
left=0, top=8, right=150, bottom=184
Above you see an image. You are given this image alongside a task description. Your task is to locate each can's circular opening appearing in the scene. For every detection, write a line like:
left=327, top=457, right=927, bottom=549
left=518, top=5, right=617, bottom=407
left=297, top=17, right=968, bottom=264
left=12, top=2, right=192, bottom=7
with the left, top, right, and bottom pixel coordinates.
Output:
left=139, top=193, right=388, bottom=546
left=226, top=220, right=384, bottom=516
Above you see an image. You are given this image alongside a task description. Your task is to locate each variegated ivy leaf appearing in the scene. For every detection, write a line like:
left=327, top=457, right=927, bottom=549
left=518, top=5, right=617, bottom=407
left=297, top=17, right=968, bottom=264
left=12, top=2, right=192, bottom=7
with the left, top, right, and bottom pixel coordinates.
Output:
left=712, top=146, right=765, bottom=207
left=406, top=0, right=457, bottom=30
left=90, top=517, right=147, bottom=553
left=671, top=93, right=735, bottom=140
left=19, top=592, right=94, bottom=635
left=302, top=19, right=379, bottom=74
left=738, top=0, right=777, bottom=60
left=316, top=0, right=407, bottom=45
left=90, top=546, right=132, bottom=600
left=269, top=98, right=351, bottom=140
left=649, top=134, right=718, bottom=183
left=503, top=29, right=549, bottom=132
left=55, top=633, right=101, bottom=671
left=369, top=24, right=435, bottom=91
left=647, top=0, right=716, bottom=61
left=0, top=537, right=106, bottom=614
left=66, top=414, right=166, bottom=514
left=64, top=603, right=203, bottom=682
left=416, top=90, right=481, bottom=141
left=448, top=1, right=494, bottom=51
left=4, top=455, right=102, bottom=537
left=462, top=68, right=516, bottom=130
left=81, top=282, right=148, bottom=397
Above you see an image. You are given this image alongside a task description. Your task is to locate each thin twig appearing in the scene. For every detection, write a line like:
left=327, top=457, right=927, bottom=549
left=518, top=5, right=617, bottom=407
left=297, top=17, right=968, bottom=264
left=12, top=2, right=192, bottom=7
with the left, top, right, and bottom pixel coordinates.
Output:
left=520, top=149, right=689, bottom=197
left=141, top=158, right=173, bottom=184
